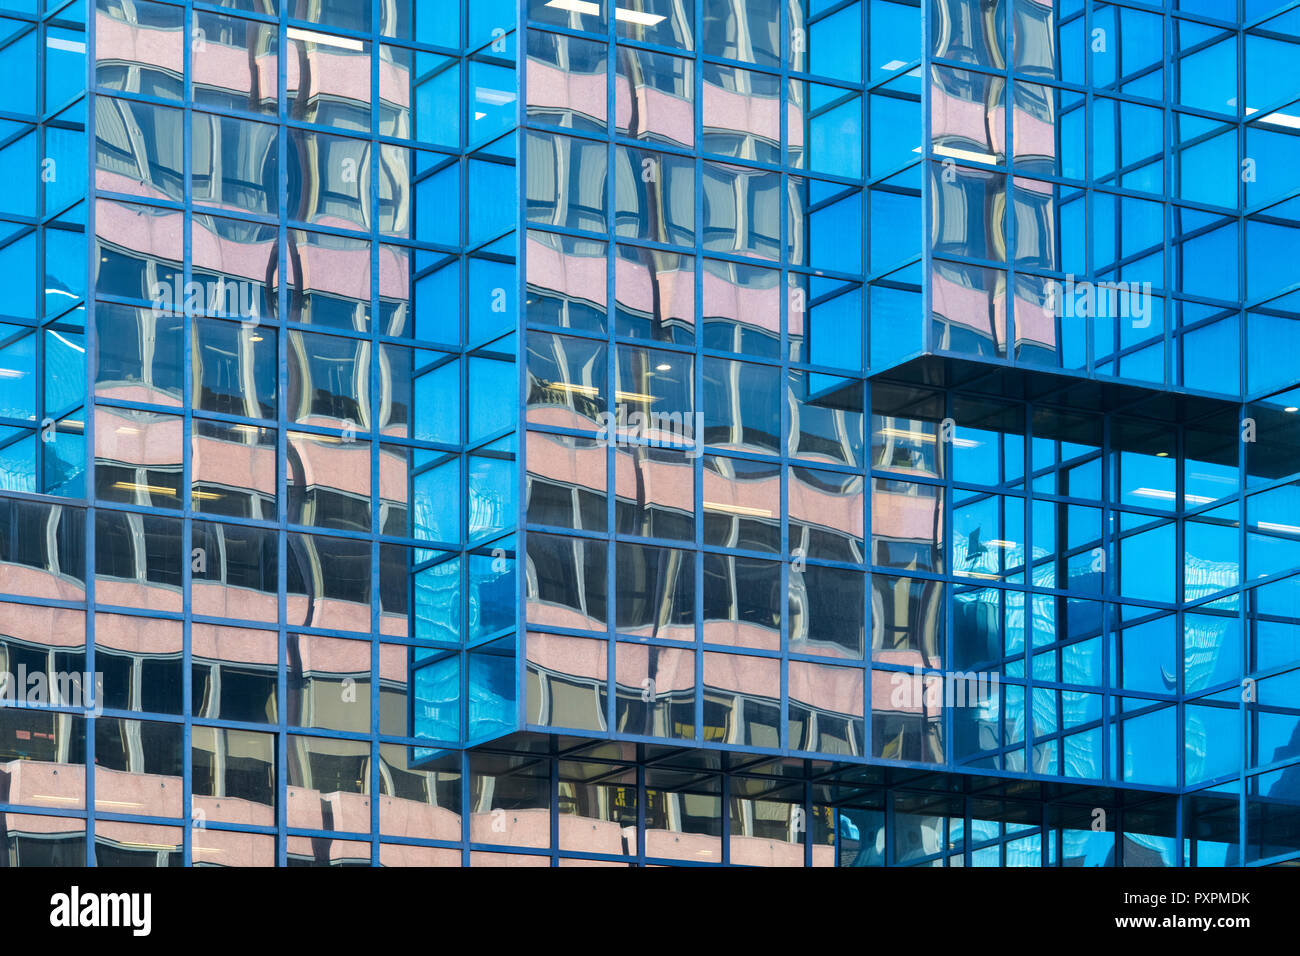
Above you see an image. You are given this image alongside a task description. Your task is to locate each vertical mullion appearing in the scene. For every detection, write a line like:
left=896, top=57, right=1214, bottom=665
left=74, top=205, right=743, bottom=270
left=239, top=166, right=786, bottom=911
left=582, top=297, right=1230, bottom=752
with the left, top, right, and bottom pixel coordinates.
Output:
left=778, top=0, right=791, bottom=759
left=274, top=0, right=290, bottom=869
left=181, top=0, right=196, bottom=869
left=369, top=0, right=383, bottom=867
left=517, top=0, right=534, bottom=751
left=1234, top=0, right=1250, bottom=869
left=83, top=0, right=98, bottom=869
left=605, top=0, right=619, bottom=749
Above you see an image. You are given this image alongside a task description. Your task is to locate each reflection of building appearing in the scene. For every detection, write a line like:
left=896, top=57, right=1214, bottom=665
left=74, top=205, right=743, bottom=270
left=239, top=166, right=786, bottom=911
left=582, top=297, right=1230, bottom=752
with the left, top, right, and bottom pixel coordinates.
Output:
left=2, top=0, right=1300, bottom=868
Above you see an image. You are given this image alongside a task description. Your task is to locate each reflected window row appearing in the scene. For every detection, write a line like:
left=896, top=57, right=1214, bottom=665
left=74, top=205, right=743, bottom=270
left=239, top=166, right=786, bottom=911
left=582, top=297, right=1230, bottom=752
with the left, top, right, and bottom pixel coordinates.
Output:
left=527, top=0, right=920, bottom=90
left=96, top=0, right=521, bottom=143
left=94, top=308, right=514, bottom=441
left=524, top=230, right=920, bottom=372
left=95, top=200, right=518, bottom=349
left=527, top=27, right=921, bottom=178
left=526, top=129, right=912, bottom=279
left=92, top=416, right=514, bottom=538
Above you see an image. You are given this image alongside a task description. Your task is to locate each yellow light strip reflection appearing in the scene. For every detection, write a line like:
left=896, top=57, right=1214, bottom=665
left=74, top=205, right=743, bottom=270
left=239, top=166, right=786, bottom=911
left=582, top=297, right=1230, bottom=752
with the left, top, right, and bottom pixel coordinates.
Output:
left=543, top=381, right=598, bottom=397
left=703, top=501, right=773, bottom=518
left=876, top=427, right=935, bottom=443
left=875, top=427, right=978, bottom=448
left=116, top=842, right=178, bottom=852
left=112, top=482, right=178, bottom=497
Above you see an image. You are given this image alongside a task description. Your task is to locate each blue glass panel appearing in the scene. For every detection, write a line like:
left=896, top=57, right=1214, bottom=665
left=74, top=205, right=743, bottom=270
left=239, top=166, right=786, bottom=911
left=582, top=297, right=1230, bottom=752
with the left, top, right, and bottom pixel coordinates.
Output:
left=1122, top=702, right=1176, bottom=787
left=414, top=654, right=461, bottom=741
left=467, top=635, right=515, bottom=739
left=415, top=556, right=462, bottom=646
